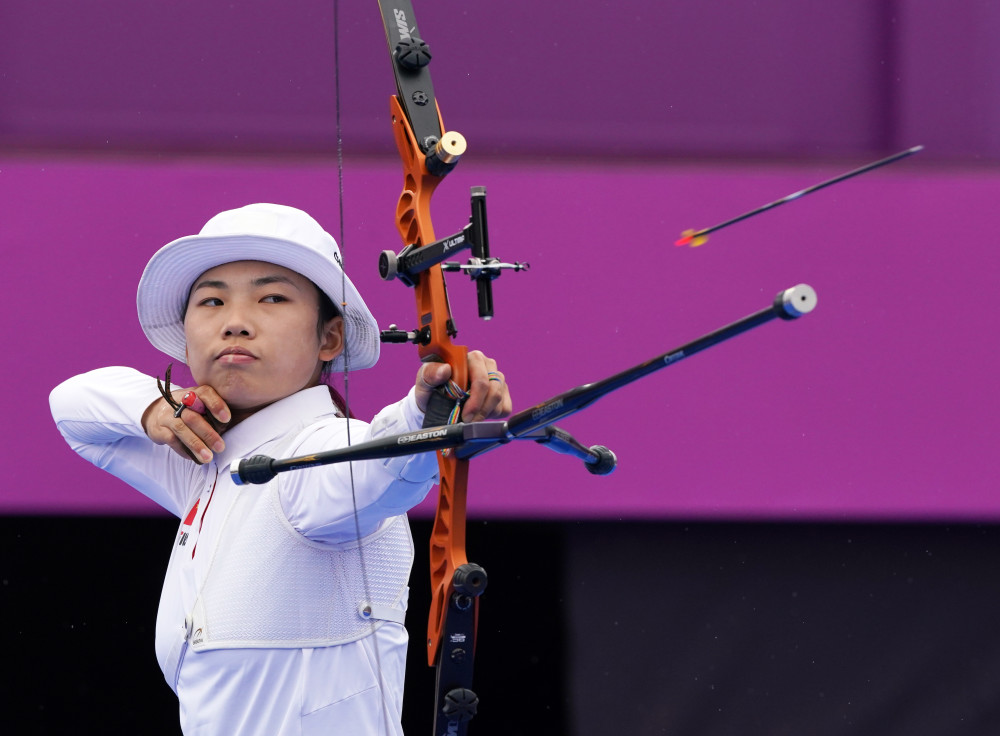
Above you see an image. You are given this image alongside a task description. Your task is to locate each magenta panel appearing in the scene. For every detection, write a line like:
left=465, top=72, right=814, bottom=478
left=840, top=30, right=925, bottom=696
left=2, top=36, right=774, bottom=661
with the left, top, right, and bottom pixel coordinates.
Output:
left=4, top=152, right=996, bottom=519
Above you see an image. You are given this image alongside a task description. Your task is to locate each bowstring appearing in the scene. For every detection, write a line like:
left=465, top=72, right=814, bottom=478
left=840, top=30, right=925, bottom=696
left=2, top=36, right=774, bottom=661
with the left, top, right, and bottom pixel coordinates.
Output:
left=333, top=0, right=392, bottom=731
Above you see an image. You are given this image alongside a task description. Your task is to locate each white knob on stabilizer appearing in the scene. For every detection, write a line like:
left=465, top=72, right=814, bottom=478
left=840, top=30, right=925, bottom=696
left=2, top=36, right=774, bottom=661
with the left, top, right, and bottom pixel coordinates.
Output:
left=779, top=284, right=818, bottom=318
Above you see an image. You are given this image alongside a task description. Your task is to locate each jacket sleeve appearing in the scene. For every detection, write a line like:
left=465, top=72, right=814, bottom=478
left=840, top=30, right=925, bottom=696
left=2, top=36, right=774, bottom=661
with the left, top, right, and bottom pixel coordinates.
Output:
left=278, top=387, right=440, bottom=544
left=49, top=366, right=197, bottom=517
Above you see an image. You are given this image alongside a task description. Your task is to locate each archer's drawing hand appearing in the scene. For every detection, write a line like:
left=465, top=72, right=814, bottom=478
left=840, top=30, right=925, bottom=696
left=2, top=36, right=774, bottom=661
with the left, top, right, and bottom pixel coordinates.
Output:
left=415, top=350, right=512, bottom=423
left=142, top=386, right=231, bottom=464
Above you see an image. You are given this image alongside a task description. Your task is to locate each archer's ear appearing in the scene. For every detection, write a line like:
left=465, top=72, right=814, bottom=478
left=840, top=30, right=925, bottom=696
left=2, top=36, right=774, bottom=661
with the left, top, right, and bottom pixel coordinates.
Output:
left=319, top=317, right=345, bottom=361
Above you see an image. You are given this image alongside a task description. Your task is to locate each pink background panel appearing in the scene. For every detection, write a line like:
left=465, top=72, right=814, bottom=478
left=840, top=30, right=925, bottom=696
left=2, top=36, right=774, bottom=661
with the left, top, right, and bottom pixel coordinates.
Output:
left=3, top=153, right=996, bottom=520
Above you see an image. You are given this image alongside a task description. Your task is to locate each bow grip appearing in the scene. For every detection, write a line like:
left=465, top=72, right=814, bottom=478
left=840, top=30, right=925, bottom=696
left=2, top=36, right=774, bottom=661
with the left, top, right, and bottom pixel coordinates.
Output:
left=423, top=384, right=464, bottom=428
left=419, top=352, right=469, bottom=429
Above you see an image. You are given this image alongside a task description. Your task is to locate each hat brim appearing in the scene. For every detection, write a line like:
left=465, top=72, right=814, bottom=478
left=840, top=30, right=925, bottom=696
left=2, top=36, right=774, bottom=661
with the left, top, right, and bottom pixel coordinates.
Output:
left=137, top=233, right=380, bottom=371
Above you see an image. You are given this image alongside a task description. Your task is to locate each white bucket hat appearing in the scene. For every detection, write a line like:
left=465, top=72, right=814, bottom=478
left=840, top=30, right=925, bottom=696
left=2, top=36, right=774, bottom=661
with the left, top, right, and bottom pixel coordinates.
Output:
left=137, top=203, right=380, bottom=371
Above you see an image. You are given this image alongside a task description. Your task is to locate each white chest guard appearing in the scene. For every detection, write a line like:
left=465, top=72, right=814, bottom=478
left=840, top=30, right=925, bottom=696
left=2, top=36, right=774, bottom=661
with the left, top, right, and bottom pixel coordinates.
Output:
left=186, top=475, right=413, bottom=652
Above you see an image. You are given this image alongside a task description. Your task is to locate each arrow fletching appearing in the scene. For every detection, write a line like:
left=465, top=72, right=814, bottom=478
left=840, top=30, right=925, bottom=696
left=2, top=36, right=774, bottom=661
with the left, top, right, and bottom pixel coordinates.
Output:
left=675, top=229, right=709, bottom=247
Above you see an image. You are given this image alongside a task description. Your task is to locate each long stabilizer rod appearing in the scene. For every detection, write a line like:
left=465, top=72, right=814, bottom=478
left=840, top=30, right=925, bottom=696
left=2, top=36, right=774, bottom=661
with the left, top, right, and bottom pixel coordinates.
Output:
left=232, top=285, right=816, bottom=484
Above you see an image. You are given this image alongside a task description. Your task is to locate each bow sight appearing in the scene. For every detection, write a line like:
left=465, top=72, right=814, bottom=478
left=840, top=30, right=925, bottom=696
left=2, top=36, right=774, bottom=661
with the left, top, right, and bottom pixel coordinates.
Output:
left=379, top=186, right=529, bottom=334
left=340, top=3, right=839, bottom=735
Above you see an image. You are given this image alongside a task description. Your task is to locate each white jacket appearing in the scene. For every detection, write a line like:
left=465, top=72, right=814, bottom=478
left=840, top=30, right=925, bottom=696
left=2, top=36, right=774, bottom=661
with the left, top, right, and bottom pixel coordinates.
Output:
left=50, top=367, right=439, bottom=736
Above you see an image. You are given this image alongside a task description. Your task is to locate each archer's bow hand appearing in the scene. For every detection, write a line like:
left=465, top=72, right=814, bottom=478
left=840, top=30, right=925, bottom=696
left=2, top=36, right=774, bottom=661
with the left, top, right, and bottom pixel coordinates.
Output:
left=416, top=350, right=512, bottom=423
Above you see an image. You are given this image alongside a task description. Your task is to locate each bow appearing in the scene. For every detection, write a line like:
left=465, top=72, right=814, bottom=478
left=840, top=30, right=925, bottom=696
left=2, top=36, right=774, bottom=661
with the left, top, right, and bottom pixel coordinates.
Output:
left=374, top=2, right=511, bottom=733
left=334, top=4, right=819, bottom=734
left=245, top=3, right=827, bottom=733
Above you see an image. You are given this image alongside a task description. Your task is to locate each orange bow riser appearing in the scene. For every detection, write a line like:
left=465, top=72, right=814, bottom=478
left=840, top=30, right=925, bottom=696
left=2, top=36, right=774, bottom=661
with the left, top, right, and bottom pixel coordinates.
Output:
left=387, top=88, right=474, bottom=665
left=377, top=2, right=496, bottom=733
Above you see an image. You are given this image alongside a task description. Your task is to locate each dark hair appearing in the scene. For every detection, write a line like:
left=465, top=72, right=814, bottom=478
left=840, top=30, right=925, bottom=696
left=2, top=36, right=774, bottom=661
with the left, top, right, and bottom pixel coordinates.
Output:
left=317, top=288, right=341, bottom=322
left=316, top=287, right=353, bottom=418
left=316, top=286, right=342, bottom=375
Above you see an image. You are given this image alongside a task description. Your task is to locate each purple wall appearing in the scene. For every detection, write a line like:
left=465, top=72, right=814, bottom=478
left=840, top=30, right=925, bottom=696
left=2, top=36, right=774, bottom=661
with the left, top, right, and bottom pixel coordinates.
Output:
left=1, top=1, right=998, bottom=160
left=2, top=1, right=999, bottom=519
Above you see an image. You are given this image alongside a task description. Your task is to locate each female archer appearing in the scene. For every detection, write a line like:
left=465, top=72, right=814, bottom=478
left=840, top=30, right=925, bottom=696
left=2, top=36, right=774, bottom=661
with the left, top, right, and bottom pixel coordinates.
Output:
left=50, top=202, right=511, bottom=736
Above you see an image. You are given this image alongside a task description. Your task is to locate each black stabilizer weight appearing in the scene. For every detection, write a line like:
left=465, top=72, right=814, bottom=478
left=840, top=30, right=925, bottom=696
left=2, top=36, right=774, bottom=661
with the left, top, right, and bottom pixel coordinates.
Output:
left=442, top=688, right=479, bottom=723
left=453, top=563, right=488, bottom=597
left=585, top=445, right=618, bottom=475
left=395, top=38, right=432, bottom=69
left=231, top=455, right=277, bottom=486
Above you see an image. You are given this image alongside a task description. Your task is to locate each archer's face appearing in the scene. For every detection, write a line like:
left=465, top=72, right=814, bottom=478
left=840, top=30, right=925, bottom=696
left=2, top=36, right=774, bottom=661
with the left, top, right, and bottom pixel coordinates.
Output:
left=183, top=260, right=343, bottom=417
